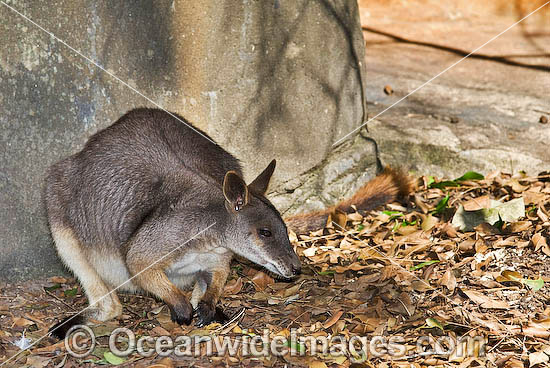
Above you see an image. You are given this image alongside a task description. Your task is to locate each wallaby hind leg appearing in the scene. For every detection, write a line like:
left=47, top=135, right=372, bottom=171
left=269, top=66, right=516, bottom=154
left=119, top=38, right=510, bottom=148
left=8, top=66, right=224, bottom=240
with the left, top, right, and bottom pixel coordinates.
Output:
left=51, top=225, right=122, bottom=321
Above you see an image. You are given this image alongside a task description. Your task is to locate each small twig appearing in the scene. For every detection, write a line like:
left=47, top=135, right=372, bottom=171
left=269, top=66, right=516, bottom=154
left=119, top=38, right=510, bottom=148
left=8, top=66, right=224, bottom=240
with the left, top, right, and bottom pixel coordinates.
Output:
left=123, top=305, right=143, bottom=318
left=483, top=287, right=521, bottom=292
left=44, top=289, right=76, bottom=311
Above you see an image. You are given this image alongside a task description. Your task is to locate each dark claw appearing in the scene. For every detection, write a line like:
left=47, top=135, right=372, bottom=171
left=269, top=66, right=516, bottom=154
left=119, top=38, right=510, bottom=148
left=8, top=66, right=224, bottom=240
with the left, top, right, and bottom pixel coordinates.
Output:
left=194, top=301, right=228, bottom=327
left=168, top=300, right=193, bottom=325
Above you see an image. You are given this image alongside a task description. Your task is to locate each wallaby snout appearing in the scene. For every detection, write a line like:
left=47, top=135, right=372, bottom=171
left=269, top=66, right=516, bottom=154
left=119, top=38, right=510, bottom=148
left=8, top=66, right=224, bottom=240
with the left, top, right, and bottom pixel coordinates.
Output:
left=262, top=242, right=301, bottom=279
left=290, top=255, right=302, bottom=276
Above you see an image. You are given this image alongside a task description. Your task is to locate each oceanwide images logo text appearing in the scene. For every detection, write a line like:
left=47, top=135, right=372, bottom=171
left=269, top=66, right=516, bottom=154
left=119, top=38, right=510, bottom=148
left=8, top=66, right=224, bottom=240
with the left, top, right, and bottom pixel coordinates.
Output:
left=64, top=325, right=486, bottom=362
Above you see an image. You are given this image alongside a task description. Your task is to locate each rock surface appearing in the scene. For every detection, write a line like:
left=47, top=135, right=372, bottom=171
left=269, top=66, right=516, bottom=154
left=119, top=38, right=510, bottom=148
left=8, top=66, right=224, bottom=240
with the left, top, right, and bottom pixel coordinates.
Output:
left=0, top=1, right=369, bottom=281
left=357, top=0, right=549, bottom=178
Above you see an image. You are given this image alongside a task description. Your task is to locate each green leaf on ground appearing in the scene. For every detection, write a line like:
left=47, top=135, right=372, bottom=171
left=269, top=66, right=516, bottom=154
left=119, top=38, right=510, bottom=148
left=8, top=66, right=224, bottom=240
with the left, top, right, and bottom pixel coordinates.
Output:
left=429, top=171, right=484, bottom=189
left=63, top=287, right=79, bottom=297
left=430, top=180, right=459, bottom=189
left=426, top=176, right=435, bottom=187
left=383, top=210, right=404, bottom=220
left=44, top=284, right=61, bottom=292
left=424, top=317, right=445, bottom=330
left=410, top=260, right=440, bottom=271
left=432, top=195, right=449, bottom=214
left=284, top=339, right=305, bottom=353
left=522, top=278, right=544, bottom=291
left=103, top=352, right=126, bottom=365
left=455, top=171, right=484, bottom=181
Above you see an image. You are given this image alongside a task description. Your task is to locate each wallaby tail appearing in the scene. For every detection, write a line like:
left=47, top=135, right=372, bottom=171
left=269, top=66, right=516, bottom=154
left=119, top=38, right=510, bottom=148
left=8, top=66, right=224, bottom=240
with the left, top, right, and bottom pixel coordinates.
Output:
left=284, top=167, right=412, bottom=234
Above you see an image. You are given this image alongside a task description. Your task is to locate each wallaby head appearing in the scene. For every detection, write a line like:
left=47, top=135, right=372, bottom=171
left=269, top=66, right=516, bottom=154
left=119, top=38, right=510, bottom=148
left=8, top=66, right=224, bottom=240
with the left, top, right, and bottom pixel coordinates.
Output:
left=222, top=159, right=301, bottom=279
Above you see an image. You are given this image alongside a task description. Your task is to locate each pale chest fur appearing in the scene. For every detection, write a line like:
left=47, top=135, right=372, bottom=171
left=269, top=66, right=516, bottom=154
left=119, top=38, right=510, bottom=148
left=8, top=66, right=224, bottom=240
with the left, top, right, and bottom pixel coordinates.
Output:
left=167, top=245, right=233, bottom=276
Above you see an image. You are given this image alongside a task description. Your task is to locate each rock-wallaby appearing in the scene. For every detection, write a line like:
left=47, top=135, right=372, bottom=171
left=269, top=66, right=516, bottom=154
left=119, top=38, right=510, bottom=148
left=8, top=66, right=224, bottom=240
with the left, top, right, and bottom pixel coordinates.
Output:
left=46, top=108, right=409, bottom=338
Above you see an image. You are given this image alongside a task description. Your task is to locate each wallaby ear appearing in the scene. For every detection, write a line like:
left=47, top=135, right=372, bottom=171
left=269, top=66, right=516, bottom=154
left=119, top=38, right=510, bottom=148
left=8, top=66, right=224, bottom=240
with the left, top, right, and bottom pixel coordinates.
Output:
left=223, top=171, right=249, bottom=211
left=248, top=159, right=276, bottom=195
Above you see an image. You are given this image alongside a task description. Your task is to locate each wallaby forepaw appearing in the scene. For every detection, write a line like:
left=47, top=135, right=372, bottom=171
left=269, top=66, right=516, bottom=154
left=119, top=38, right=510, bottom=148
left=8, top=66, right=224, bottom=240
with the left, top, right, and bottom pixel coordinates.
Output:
left=168, top=300, right=193, bottom=325
left=194, top=301, right=228, bottom=327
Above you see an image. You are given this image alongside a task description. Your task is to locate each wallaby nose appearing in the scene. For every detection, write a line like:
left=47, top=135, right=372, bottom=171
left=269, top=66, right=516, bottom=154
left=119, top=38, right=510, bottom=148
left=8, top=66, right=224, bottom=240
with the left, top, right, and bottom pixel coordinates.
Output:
left=291, top=262, right=301, bottom=276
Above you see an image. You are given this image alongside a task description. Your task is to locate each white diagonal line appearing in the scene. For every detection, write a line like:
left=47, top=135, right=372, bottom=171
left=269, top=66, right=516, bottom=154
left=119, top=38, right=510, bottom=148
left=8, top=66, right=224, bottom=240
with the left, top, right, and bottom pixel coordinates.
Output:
left=0, top=222, right=216, bottom=367
left=0, top=1, right=218, bottom=146
left=333, top=1, right=550, bottom=146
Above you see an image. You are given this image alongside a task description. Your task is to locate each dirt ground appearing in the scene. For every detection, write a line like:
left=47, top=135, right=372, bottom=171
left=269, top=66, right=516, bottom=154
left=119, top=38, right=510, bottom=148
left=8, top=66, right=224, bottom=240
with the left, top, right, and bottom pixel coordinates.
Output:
left=2, top=1, right=550, bottom=367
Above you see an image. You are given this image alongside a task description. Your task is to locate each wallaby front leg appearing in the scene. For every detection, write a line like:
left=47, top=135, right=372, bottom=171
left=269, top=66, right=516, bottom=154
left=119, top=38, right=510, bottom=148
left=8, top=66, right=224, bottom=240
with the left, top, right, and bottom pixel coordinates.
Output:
left=194, top=261, right=231, bottom=326
left=127, top=259, right=193, bottom=325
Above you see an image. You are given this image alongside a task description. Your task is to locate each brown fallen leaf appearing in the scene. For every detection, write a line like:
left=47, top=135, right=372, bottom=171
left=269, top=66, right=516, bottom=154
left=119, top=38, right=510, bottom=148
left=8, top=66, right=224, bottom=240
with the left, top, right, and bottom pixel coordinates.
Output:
left=414, top=194, right=429, bottom=214
left=12, top=317, right=35, bottom=327
left=323, top=310, right=343, bottom=329
left=34, top=340, right=65, bottom=353
left=330, top=210, right=347, bottom=230
left=421, top=214, right=438, bottom=232
left=333, top=263, right=370, bottom=273
left=532, top=233, right=550, bottom=256
left=463, top=195, right=491, bottom=211
left=25, top=356, right=51, bottom=368
left=47, top=276, right=68, bottom=284
left=474, top=222, right=500, bottom=235
left=223, top=277, right=243, bottom=295
left=537, top=207, right=549, bottom=222
left=411, top=280, right=433, bottom=292
left=250, top=271, right=274, bottom=291
left=439, top=268, right=457, bottom=292
left=458, top=238, right=475, bottom=252
left=308, top=361, right=328, bottom=368
left=283, top=282, right=302, bottom=298
left=524, top=190, right=546, bottom=205
left=463, top=290, right=510, bottom=309
left=524, top=318, right=550, bottom=338
left=504, top=221, right=531, bottom=233
left=496, top=270, right=524, bottom=286
left=498, top=357, right=526, bottom=368
left=528, top=351, right=549, bottom=367
left=151, top=325, right=170, bottom=336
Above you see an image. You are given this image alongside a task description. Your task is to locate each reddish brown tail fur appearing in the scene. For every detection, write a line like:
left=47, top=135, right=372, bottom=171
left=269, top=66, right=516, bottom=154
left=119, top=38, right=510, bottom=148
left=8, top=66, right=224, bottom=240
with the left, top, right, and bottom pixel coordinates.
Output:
left=285, top=167, right=412, bottom=234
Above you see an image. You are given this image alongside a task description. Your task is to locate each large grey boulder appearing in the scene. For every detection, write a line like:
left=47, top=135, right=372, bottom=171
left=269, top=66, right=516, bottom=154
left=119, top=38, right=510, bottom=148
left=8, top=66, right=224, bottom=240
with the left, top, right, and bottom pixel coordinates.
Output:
left=0, top=1, right=370, bottom=281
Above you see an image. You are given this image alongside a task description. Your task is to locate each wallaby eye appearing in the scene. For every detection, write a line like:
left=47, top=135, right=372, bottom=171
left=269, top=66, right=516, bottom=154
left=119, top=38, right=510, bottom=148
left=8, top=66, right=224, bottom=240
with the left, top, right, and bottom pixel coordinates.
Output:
left=258, top=228, right=272, bottom=237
